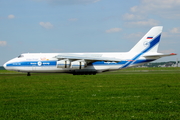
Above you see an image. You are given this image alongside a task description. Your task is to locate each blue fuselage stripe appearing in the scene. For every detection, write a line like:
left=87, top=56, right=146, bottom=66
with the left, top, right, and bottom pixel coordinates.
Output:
left=6, top=61, right=56, bottom=67
left=6, top=59, right=155, bottom=67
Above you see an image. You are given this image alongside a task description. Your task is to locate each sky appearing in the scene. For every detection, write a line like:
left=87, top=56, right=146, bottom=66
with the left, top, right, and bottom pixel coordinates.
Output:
left=0, top=0, right=180, bottom=65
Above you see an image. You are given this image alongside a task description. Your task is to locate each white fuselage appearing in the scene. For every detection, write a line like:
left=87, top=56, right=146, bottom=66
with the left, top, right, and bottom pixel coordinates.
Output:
left=3, top=52, right=156, bottom=74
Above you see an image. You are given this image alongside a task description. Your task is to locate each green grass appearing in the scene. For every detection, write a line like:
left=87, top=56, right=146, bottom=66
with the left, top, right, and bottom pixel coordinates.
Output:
left=0, top=70, right=19, bottom=73
left=0, top=68, right=180, bottom=119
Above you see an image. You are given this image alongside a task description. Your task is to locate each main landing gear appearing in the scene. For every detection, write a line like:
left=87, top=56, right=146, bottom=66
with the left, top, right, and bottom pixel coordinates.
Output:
left=73, top=72, right=96, bottom=75
left=27, top=72, right=31, bottom=76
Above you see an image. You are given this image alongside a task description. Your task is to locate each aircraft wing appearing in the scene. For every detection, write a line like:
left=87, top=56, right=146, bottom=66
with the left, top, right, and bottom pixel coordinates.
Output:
left=55, top=54, right=121, bottom=62
left=143, top=53, right=177, bottom=58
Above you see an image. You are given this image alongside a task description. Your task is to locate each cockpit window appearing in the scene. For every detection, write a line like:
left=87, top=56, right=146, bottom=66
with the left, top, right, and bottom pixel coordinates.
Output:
left=18, top=55, right=24, bottom=58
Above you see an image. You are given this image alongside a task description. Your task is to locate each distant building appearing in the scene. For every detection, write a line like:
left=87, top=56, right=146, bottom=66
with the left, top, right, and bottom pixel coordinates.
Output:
left=137, top=61, right=180, bottom=68
left=0, top=66, right=5, bottom=70
left=172, top=63, right=180, bottom=67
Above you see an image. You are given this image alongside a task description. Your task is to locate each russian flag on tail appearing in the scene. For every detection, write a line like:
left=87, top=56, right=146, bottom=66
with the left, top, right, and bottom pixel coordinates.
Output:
left=147, top=36, right=153, bottom=39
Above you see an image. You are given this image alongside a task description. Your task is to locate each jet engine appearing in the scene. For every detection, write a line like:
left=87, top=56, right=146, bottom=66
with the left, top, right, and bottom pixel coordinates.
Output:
left=57, top=60, right=70, bottom=68
left=71, top=61, right=86, bottom=69
left=57, top=60, right=87, bottom=69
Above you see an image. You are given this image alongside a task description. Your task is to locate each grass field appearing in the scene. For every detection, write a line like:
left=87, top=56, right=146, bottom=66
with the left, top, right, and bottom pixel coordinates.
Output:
left=0, top=68, right=180, bottom=119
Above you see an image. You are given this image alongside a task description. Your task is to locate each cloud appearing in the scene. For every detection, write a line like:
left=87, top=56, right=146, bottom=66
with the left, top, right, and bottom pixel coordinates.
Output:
left=122, top=0, right=180, bottom=29
left=126, top=19, right=159, bottom=27
left=39, top=22, right=53, bottom=29
left=170, top=27, right=180, bottom=33
left=129, top=0, right=180, bottom=19
left=106, top=28, right=122, bottom=33
left=159, top=49, right=175, bottom=53
left=36, top=0, right=101, bottom=5
left=8, top=14, right=15, bottom=19
left=123, top=13, right=145, bottom=20
left=130, top=0, right=180, bottom=13
left=125, top=32, right=144, bottom=39
left=0, top=41, right=7, bottom=46
left=161, top=29, right=180, bottom=39
left=68, top=18, right=78, bottom=21
left=130, top=6, right=138, bottom=13
left=161, top=32, right=170, bottom=38
left=141, top=0, right=180, bottom=10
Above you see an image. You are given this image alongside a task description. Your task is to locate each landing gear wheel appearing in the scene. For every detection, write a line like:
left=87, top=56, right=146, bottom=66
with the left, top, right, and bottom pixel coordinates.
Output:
left=27, top=72, right=31, bottom=76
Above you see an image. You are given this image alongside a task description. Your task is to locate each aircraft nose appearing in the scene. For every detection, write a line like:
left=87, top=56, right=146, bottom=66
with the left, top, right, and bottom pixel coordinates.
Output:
left=3, top=63, right=7, bottom=69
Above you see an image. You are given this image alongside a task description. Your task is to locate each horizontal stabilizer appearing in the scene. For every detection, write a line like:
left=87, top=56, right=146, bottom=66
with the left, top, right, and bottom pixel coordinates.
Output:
left=143, top=53, right=177, bottom=58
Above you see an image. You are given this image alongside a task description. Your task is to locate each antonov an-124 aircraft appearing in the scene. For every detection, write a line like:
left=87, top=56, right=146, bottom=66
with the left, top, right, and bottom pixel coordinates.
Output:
left=3, top=26, right=177, bottom=76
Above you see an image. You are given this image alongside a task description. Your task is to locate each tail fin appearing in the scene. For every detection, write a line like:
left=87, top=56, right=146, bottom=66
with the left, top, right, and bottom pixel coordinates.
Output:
left=129, top=26, right=163, bottom=53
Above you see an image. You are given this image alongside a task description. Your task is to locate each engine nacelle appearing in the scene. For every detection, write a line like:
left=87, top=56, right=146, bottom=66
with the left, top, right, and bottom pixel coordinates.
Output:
left=71, top=61, right=86, bottom=69
left=57, top=60, right=70, bottom=68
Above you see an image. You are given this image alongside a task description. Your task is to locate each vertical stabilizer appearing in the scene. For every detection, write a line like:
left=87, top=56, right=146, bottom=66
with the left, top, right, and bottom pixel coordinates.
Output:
left=129, top=26, right=163, bottom=53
